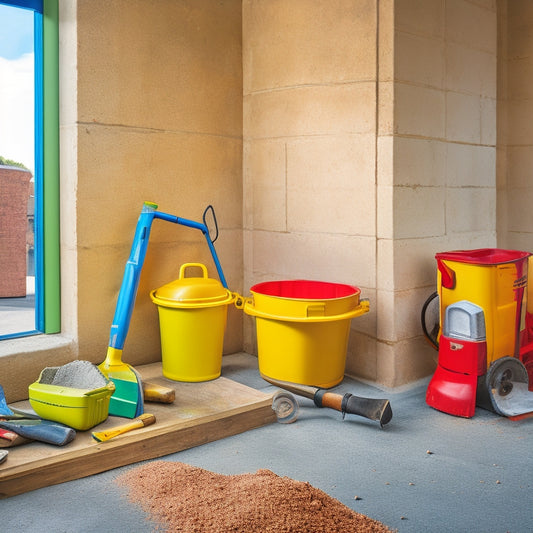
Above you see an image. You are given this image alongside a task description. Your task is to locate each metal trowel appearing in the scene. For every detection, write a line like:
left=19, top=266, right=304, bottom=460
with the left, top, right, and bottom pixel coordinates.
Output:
left=264, top=377, right=392, bottom=427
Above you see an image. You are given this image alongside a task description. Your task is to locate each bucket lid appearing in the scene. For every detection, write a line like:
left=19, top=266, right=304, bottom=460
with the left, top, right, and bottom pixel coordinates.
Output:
left=151, top=263, right=232, bottom=307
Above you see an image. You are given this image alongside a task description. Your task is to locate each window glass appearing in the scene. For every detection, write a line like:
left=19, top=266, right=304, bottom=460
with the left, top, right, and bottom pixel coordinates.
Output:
left=0, top=2, right=37, bottom=337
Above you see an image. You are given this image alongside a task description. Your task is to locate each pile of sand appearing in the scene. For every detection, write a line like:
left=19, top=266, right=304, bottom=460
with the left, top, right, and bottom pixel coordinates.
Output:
left=117, top=461, right=394, bottom=532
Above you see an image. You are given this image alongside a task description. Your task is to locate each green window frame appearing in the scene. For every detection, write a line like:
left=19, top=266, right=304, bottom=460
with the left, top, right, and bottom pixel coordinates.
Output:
left=39, top=0, right=60, bottom=333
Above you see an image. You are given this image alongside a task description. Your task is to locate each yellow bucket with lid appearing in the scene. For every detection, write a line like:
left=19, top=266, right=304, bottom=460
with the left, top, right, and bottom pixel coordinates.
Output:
left=150, top=263, right=235, bottom=382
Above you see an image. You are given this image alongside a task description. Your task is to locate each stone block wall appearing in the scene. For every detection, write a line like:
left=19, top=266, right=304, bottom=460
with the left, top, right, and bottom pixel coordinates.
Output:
left=5, top=0, right=533, bottom=402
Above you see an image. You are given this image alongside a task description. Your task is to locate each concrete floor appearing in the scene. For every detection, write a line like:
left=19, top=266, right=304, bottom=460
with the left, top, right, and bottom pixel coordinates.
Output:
left=1, top=352, right=532, bottom=532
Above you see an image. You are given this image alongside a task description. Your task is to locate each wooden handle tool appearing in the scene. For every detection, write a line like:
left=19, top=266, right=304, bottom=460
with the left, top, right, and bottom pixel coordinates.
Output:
left=142, top=381, right=175, bottom=404
left=263, top=377, right=392, bottom=427
left=92, top=413, right=156, bottom=442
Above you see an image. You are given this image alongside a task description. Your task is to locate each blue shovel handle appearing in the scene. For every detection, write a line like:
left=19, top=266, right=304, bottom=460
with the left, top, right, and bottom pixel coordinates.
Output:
left=108, top=202, right=157, bottom=349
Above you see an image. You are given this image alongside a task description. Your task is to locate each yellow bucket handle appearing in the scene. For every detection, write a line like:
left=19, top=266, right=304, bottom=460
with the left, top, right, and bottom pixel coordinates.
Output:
left=179, top=263, right=208, bottom=279
left=243, top=298, right=369, bottom=323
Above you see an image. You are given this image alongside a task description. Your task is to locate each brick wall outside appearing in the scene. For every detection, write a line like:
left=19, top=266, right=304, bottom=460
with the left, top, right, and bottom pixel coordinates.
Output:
left=0, top=165, right=32, bottom=297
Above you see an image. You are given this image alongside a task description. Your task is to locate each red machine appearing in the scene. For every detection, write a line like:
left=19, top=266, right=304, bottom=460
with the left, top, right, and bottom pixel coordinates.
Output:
left=423, top=248, right=533, bottom=419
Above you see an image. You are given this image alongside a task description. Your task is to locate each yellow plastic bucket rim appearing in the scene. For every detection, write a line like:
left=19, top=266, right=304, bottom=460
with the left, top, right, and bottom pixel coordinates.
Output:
left=250, top=291, right=360, bottom=303
left=249, top=280, right=360, bottom=302
left=243, top=298, right=369, bottom=323
left=29, top=380, right=115, bottom=397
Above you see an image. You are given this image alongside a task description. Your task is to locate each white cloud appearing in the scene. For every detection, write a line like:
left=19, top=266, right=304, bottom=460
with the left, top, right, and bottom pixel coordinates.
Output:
left=0, top=53, right=34, bottom=173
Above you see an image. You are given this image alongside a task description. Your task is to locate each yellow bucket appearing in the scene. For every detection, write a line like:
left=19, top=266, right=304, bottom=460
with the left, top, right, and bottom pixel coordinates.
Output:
left=243, top=280, right=369, bottom=388
left=150, top=263, right=235, bottom=382
left=436, top=249, right=531, bottom=366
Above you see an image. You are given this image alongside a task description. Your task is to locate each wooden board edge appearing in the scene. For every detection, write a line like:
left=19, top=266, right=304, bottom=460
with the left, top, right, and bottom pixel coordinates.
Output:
left=0, top=403, right=276, bottom=499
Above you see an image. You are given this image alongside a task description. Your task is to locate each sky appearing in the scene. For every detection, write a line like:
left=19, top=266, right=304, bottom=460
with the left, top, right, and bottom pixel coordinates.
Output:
left=0, top=4, right=35, bottom=173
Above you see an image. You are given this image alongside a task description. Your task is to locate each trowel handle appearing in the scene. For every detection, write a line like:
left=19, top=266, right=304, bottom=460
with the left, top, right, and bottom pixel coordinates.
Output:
left=314, top=390, right=393, bottom=427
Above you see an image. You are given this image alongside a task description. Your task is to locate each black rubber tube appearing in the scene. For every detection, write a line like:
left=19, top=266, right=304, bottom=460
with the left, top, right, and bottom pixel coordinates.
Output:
left=421, top=291, right=439, bottom=350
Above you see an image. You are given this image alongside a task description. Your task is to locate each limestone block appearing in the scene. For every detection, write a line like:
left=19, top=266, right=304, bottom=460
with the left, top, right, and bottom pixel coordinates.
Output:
left=394, top=137, right=446, bottom=187
left=245, top=139, right=287, bottom=232
left=243, top=0, right=376, bottom=93
left=445, top=0, right=497, bottom=54
left=395, top=0, right=444, bottom=39
left=445, top=92, right=481, bottom=144
left=376, top=185, right=393, bottom=239
left=507, top=100, right=533, bottom=146
left=59, top=124, right=78, bottom=251
left=286, top=135, right=375, bottom=235
left=393, top=186, right=445, bottom=239
left=245, top=83, right=376, bottom=139
left=376, top=238, right=394, bottom=291
left=242, top=143, right=254, bottom=231
left=345, top=329, right=377, bottom=383
left=378, top=0, right=394, bottom=82
left=374, top=287, right=440, bottom=343
left=378, top=81, right=394, bottom=136
left=249, top=231, right=376, bottom=289
left=506, top=188, right=533, bottom=233
left=507, top=15, right=533, bottom=58
left=507, top=146, right=533, bottom=188
left=446, top=187, right=496, bottom=233
left=379, top=237, right=449, bottom=292
left=395, top=32, right=444, bottom=89
left=376, top=288, right=427, bottom=342
left=480, top=97, right=497, bottom=146
left=395, top=83, right=445, bottom=138
left=446, top=144, right=496, bottom=187
left=505, top=231, right=533, bottom=254
left=76, top=125, right=242, bottom=249
left=445, top=43, right=496, bottom=97
left=376, top=337, right=437, bottom=387
left=507, top=58, right=533, bottom=101
left=77, top=0, right=242, bottom=137
left=375, top=289, right=394, bottom=341
left=58, top=0, right=77, bottom=128
left=377, top=135, right=393, bottom=187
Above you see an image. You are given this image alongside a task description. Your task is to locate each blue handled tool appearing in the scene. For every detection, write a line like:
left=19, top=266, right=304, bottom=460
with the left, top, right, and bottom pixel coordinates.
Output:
left=99, top=202, right=227, bottom=418
left=0, top=385, right=76, bottom=446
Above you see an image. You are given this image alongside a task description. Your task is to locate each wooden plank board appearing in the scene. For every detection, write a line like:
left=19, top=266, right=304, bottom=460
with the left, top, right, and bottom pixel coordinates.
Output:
left=0, top=363, right=275, bottom=498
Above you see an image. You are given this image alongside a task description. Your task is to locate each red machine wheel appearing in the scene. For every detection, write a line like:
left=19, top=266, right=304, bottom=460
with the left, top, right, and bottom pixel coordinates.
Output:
left=477, top=357, right=533, bottom=417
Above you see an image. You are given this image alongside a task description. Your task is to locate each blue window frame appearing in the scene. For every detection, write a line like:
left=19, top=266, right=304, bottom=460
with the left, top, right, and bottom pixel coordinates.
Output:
left=0, top=0, right=59, bottom=339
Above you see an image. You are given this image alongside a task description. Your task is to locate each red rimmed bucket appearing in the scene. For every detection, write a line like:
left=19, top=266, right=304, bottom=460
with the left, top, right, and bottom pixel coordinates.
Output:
left=243, top=280, right=369, bottom=388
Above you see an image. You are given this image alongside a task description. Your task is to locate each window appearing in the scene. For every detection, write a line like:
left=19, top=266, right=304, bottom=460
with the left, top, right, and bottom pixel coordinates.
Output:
left=0, top=0, right=59, bottom=339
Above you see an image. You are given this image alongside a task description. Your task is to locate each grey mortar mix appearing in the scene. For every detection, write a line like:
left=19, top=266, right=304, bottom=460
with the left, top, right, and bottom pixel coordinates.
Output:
left=40, top=360, right=108, bottom=389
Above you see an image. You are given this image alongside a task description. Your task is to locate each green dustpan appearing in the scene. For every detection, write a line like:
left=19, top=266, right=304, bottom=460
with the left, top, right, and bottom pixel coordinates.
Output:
left=98, top=347, right=144, bottom=418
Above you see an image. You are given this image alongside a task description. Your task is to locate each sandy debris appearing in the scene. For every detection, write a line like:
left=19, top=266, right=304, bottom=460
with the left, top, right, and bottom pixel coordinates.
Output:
left=116, top=461, right=395, bottom=533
